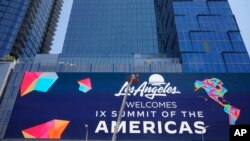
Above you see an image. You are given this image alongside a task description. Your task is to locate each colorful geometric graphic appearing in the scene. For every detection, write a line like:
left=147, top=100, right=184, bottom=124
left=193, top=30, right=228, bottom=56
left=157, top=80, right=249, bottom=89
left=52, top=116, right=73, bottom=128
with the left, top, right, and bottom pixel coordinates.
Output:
left=194, top=78, right=240, bottom=125
left=78, top=78, right=92, bottom=93
left=21, top=119, right=69, bottom=139
left=20, top=72, right=58, bottom=96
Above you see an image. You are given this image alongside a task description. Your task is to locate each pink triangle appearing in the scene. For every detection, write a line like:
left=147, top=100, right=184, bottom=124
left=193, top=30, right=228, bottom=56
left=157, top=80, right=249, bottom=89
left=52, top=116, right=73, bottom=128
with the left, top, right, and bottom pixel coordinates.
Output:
left=20, top=72, right=42, bottom=96
left=78, top=78, right=91, bottom=88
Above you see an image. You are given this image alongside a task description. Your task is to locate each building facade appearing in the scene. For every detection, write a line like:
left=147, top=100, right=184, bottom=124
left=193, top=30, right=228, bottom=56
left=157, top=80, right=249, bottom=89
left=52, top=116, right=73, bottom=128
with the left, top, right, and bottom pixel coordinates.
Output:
left=61, top=0, right=158, bottom=57
left=155, top=0, right=250, bottom=72
left=59, top=0, right=182, bottom=72
left=0, top=0, right=63, bottom=58
left=0, top=0, right=63, bottom=139
left=61, top=0, right=250, bottom=73
left=0, top=61, right=15, bottom=100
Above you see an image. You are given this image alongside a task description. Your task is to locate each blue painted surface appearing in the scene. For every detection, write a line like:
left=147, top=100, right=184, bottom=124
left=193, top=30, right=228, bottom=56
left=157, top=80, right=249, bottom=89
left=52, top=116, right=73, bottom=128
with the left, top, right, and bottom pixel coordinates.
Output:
left=5, top=73, right=250, bottom=140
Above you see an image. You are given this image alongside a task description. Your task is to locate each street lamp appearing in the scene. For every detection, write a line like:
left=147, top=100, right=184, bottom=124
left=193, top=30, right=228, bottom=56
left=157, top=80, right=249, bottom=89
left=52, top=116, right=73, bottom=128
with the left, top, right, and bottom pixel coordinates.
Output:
left=85, top=124, right=88, bottom=141
left=201, top=125, right=210, bottom=141
left=112, top=74, right=139, bottom=141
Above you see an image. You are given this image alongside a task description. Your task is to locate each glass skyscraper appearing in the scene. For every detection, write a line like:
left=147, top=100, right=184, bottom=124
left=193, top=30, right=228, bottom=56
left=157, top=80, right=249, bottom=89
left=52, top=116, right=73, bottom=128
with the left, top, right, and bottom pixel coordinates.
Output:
left=61, top=0, right=158, bottom=57
left=58, top=0, right=181, bottom=72
left=0, top=0, right=63, bottom=58
left=0, top=1, right=63, bottom=139
left=61, top=0, right=250, bottom=73
left=171, top=0, right=250, bottom=72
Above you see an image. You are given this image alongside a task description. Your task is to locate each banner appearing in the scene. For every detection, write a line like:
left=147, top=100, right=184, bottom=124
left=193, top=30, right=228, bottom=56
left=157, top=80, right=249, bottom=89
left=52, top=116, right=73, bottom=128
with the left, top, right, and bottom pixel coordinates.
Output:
left=5, top=72, right=250, bottom=140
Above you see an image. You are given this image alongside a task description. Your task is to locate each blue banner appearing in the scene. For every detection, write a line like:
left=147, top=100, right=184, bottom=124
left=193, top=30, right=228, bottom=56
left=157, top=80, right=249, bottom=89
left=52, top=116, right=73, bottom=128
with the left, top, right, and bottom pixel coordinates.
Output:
left=5, top=73, right=250, bottom=140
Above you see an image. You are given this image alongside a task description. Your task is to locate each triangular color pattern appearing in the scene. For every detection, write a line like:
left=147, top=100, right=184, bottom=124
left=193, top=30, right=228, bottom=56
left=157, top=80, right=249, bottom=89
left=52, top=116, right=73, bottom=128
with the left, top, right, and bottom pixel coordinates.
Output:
left=20, top=72, right=42, bottom=96
left=78, top=78, right=91, bottom=88
left=22, top=119, right=69, bottom=139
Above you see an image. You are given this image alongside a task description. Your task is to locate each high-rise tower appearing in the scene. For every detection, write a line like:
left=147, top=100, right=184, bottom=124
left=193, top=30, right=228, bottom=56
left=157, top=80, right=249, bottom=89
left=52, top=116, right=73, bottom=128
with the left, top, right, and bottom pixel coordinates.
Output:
left=61, top=0, right=158, bottom=57
left=155, top=0, right=250, bottom=72
left=59, top=0, right=182, bottom=72
left=0, top=0, right=63, bottom=58
left=61, top=0, right=250, bottom=72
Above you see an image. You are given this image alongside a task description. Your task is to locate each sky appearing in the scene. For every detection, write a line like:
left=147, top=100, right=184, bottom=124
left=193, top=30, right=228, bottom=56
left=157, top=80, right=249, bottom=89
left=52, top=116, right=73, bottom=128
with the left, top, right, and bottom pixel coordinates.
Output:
left=51, top=0, right=250, bottom=56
